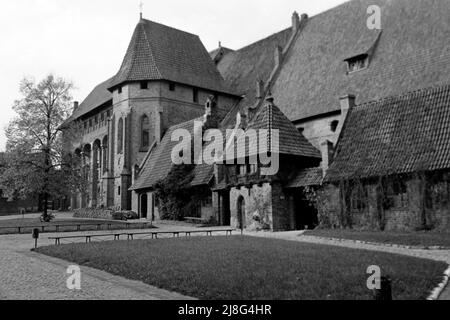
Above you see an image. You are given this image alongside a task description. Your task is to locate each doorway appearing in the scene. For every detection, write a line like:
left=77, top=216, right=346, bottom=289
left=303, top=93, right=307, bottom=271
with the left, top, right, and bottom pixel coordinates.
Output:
left=237, top=196, right=246, bottom=229
left=140, top=194, right=148, bottom=219
left=294, top=193, right=318, bottom=230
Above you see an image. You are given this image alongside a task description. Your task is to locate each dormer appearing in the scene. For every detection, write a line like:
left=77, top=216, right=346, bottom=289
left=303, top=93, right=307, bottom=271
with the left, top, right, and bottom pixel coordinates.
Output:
left=345, top=54, right=369, bottom=74
left=343, top=30, right=382, bottom=75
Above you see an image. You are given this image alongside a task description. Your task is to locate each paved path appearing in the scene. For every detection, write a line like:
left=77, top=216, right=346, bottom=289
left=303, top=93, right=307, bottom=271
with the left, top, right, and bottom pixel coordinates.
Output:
left=245, top=230, right=450, bottom=300
left=0, top=224, right=201, bottom=300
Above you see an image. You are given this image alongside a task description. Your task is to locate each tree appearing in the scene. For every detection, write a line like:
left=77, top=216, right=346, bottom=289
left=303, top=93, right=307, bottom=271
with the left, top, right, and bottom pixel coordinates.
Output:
left=1, top=74, right=74, bottom=220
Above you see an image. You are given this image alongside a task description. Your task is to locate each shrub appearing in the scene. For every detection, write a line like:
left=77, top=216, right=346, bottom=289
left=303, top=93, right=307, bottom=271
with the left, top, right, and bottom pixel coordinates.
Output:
left=112, top=211, right=139, bottom=221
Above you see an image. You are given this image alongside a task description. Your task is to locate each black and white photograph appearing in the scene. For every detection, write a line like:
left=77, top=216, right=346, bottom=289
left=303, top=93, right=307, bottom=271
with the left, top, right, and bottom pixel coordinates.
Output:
left=1, top=0, right=450, bottom=309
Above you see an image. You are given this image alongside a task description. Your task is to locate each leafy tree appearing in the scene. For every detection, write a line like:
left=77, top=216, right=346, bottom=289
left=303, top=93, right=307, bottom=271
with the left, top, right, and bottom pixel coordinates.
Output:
left=1, top=74, right=74, bottom=220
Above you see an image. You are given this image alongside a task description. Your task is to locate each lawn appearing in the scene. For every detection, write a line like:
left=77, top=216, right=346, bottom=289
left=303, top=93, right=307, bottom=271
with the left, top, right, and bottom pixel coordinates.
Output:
left=304, top=229, right=450, bottom=248
left=0, top=217, right=150, bottom=235
left=36, top=236, right=447, bottom=300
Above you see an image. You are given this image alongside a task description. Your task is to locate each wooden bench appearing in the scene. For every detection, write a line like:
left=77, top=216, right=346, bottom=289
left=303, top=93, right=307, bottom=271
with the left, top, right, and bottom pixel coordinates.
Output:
left=49, top=233, right=123, bottom=245
left=0, top=221, right=153, bottom=235
left=48, top=228, right=234, bottom=245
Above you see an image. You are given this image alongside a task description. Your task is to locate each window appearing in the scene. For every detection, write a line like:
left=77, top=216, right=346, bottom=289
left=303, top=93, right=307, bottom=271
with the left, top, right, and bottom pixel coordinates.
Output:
left=298, top=127, right=305, bottom=135
left=140, top=81, right=148, bottom=90
left=141, top=114, right=150, bottom=149
left=426, top=181, right=450, bottom=210
left=237, top=164, right=247, bottom=176
left=386, top=180, right=409, bottom=209
left=346, top=54, right=369, bottom=74
left=330, top=120, right=339, bottom=133
left=248, top=163, right=258, bottom=174
left=169, top=82, right=175, bottom=91
left=117, top=118, right=124, bottom=154
left=193, top=88, right=199, bottom=103
left=89, top=119, right=93, bottom=127
left=84, top=122, right=87, bottom=130
left=118, top=86, right=122, bottom=94
left=350, top=185, right=367, bottom=212
left=107, top=110, right=111, bottom=118
left=118, top=186, right=121, bottom=196
left=94, top=115, right=98, bottom=125
left=100, top=112, right=105, bottom=122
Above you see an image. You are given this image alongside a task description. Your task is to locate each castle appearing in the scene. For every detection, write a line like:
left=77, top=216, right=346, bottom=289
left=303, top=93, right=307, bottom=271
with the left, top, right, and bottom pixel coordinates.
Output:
left=64, top=0, right=450, bottom=231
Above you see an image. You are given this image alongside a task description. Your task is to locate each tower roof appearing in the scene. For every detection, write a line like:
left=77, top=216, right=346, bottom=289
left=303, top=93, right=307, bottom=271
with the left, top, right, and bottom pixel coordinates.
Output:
left=108, top=18, right=235, bottom=95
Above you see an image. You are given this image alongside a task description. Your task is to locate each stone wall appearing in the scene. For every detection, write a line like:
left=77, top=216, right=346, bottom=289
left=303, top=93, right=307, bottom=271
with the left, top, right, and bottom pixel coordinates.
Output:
left=230, top=183, right=273, bottom=231
left=323, top=174, right=450, bottom=232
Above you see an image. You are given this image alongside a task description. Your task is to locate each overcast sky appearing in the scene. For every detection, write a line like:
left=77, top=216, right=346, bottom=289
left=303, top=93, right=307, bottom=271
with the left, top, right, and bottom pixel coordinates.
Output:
left=0, top=0, right=347, bottom=151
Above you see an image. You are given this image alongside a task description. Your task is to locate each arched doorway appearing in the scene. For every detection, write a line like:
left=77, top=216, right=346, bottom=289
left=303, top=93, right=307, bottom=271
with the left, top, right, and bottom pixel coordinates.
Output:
left=140, top=194, right=148, bottom=219
left=237, top=196, right=246, bottom=229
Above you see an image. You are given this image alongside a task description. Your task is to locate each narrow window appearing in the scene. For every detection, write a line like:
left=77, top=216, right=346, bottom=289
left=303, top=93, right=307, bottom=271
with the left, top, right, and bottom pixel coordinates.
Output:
left=193, top=88, right=199, bottom=103
left=169, top=82, right=175, bottom=92
left=117, top=118, right=124, bottom=154
left=100, top=112, right=105, bottom=122
left=94, top=115, right=98, bottom=125
left=330, top=120, right=339, bottom=133
left=237, top=164, right=247, bottom=176
left=118, top=86, right=122, bottom=94
left=140, top=81, right=148, bottom=90
left=118, top=186, right=121, bottom=196
left=248, top=163, right=258, bottom=174
left=89, top=119, right=93, bottom=127
left=141, top=114, right=150, bottom=150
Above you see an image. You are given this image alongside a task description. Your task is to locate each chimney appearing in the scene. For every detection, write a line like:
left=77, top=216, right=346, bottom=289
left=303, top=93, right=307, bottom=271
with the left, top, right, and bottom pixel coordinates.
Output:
left=292, top=11, right=300, bottom=32
left=256, top=80, right=264, bottom=100
left=339, top=94, right=356, bottom=122
left=321, top=140, right=334, bottom=177
left=73, top=101, right=79, bottom=112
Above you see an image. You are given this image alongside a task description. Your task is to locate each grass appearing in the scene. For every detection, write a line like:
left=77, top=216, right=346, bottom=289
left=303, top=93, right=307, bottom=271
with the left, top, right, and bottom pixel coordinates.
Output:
left=36, top=236, right=447, bottom=300
left=304, top=229, right=450, bottom=248
left=0, top=217, right=151, bottom=235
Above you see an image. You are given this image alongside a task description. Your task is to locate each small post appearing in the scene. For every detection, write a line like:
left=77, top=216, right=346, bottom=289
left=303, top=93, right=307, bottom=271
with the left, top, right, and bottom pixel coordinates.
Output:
left=373, top=277, right=392, bottom=300
left=32, top=228, right=39, bottom=249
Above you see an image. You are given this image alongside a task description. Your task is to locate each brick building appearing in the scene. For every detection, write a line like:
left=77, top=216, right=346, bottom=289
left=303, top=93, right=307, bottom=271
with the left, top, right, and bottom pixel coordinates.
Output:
left=325, top=86, right=450, bottom=231
left=65, top=0, right=450, bottom=231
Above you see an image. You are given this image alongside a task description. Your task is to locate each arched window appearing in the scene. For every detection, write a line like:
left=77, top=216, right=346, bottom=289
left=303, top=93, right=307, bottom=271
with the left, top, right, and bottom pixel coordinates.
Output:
left=117, top=118, right=123, bottom=154
left=141, top=114, right=150, bottom=150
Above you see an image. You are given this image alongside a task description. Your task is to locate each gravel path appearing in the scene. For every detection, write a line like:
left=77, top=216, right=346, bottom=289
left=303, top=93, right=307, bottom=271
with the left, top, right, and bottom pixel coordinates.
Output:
left=0, top=225, right=197, bottom=300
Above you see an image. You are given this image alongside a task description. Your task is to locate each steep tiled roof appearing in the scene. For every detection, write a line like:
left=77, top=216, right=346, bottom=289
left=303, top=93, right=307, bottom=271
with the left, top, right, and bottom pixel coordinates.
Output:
left=271, top=0, right=450, bottom=122
left=286, top=167, right=323, bottom=188
left=224, top=99, right=321, bottom=160
left=131, top=117, right=205, bottom=191
left=217, top=28, right=292, bottom=126
left=326, top=84, right=450, bottom=182
left=109, top=19, right=234, bottom=95
left=66, top=77, right=113, bottom=122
